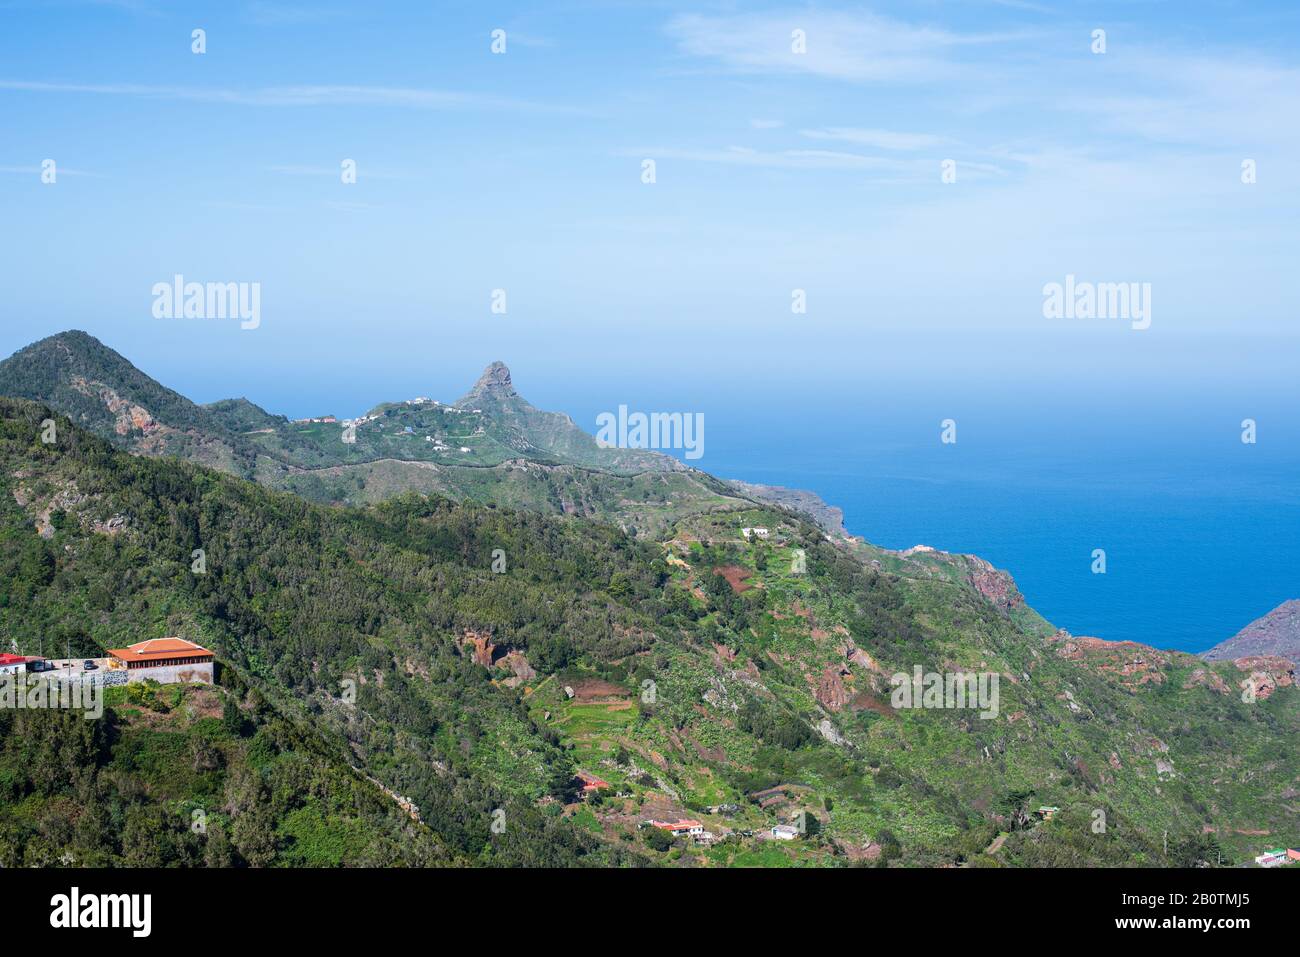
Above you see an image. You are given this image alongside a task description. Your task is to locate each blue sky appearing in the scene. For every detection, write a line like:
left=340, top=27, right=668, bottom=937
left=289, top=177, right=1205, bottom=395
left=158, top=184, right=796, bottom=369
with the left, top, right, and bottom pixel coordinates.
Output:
left=1, top=0, right=1298, bottom=418
left=3, top=1, right=1297, bottom=647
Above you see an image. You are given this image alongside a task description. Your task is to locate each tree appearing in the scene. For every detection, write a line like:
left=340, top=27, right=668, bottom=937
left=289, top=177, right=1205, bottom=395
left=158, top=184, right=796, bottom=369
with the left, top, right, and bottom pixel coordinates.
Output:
left=643, top=827, right=674, bottom=852
left=222, top=698, right=246, bottom=737
left=232, top=805, right=278, bottom=867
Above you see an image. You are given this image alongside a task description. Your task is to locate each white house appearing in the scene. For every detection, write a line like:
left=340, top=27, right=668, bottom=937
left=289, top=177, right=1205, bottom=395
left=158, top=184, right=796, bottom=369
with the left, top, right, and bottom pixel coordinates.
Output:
left=650, top=819, right=705, bottom=838
left=771, top=824, right=799, bottom=840
left=1254, top=849, right=1288, bottom=867
left=741, top=527, right=770, bottom=540
left=0, top=654, right=36, bottom=677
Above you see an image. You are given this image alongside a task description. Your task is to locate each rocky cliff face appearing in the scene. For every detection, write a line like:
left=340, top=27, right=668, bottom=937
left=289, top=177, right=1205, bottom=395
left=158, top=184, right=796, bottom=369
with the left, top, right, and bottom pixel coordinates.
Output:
left=725, top=480, right=848, bottom=536
left=458, top=360, right=517, bottom=403
left=1203, top=599, right=1300, bottom=663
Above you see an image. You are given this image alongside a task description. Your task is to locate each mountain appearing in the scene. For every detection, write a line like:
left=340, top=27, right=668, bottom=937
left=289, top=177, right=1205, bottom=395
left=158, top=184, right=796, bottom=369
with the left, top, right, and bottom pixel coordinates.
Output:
left=1204, top=600, right=1300, bottom=662
left=1, top=396, right=1295, bottom=867
left=0, top=331, right=259, bottom=476
left=0, top=332, right=779, bottom=536
left=453, top=360, right=682, bottom=473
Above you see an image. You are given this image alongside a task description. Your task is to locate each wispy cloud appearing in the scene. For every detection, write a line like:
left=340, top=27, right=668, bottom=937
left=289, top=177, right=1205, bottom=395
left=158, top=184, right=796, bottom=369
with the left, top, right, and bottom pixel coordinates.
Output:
left=800, top=127, right=946, bottom=151
left=620, top=145, right=911, bottom=173
left=268, top=164, right=408, bottom=181
left=0, top=164, right=100, bottom=176
left=622, top=137, right=1012, bottom=180
left=1056, top=54, right=1300, bottom=150
left=666, top=10, right=1029, bottom=83
left=0, top=79, right=585, bottom=114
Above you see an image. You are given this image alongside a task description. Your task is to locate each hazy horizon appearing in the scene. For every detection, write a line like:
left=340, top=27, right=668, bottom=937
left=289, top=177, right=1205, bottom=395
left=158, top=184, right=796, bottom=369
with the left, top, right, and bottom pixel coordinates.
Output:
left=3, top=0, right=1297, bottom=657
left=3, top=1, right=1298, bottom=398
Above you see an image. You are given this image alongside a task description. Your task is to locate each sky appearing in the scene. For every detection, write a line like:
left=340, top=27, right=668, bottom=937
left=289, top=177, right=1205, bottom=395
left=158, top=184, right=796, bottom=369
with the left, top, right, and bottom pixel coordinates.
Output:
left=1, top=1, right=1297, bottom=646
left=0, top=0, right=1297, bottom=413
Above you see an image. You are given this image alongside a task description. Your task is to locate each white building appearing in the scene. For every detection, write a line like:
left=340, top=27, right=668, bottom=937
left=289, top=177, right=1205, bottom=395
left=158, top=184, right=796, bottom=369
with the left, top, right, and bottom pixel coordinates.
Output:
left=107, top=637, right=214, bottom=685
left=0, top=654, right=36, bottom=677
left=649, top=819, right=705, bottom=838
left=1254, top=850, right=1288, bottom=867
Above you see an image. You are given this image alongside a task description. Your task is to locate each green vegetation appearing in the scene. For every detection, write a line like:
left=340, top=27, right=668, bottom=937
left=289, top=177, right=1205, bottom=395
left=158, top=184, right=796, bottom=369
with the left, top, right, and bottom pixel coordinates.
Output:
left=0, top=680, right=446, bottom=867
left=0, top=367, right=1296, bottom=869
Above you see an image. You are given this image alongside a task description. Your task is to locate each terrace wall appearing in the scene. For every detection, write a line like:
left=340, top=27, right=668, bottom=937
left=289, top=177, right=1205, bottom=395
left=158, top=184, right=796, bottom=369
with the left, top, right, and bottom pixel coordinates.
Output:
left=126, top=661, right=214, bottom=685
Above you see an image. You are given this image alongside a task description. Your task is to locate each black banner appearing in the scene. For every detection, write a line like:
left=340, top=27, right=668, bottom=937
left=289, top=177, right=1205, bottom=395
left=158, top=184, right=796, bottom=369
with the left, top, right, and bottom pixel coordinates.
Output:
left=1, top=865, right=1290, bottom=944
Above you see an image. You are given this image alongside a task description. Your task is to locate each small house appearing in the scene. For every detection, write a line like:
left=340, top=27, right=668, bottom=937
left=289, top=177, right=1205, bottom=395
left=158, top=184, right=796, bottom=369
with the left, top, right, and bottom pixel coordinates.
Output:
left=649, top=819, right=705, bottom=838
left=771, top=824, right=799, bottom=840
left=576, top=771, right=610, bottom=794
left=0, top=654, right=38, bottom=677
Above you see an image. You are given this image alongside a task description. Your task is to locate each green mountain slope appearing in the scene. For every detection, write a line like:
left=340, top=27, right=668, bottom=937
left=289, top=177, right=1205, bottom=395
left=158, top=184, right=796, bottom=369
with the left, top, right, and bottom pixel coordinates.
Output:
left=0, top=331, right=259, bottom=476
left=203, top=396, right=288, bottom=434
left=0, top=332, right=756, bottom=535
left=2, top=398, right=1293, bottom=867
left=0, top=681, right=452, bottom=867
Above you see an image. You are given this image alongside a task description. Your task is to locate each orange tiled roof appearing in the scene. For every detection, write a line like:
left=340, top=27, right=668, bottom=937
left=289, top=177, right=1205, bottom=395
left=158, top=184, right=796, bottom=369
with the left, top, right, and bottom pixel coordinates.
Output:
left=107, top=637, right=213, bottom=663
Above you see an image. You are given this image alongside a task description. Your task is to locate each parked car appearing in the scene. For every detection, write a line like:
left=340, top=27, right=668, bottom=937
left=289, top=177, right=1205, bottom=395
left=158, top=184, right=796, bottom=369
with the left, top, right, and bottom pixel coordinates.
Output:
left=82, top=660, right=98, bottom=670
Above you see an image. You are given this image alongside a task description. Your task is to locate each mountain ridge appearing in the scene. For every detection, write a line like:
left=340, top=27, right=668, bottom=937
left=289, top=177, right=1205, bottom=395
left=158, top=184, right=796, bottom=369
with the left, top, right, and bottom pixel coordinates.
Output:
left=2, top=394, right=1294, bottom=867
left=1204, top=600, right=1300, bottom=662
left=0, top=332, right=828, bottom=536
left=0, top=331, right=1277, bottom=657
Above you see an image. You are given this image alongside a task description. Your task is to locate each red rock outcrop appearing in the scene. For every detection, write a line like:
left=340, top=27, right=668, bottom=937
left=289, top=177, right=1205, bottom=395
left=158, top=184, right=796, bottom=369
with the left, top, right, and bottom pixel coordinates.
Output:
left=816, top=665, right=849, bottom=712
left=462, top=630, right=496, bottom=667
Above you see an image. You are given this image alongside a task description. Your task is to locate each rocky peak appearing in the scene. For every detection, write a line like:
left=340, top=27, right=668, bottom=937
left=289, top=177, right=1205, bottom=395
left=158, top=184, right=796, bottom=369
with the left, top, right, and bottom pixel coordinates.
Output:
left=464, top=361, right=516, bottom=401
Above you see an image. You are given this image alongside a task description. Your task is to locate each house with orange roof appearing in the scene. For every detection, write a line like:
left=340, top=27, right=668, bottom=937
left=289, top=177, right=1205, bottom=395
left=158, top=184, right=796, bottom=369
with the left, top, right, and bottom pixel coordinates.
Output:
left=576, top=770, right=610, bottom=794
left=106, top=637, right=214, bottom=685
left=648, top=819, right=705, bottom=838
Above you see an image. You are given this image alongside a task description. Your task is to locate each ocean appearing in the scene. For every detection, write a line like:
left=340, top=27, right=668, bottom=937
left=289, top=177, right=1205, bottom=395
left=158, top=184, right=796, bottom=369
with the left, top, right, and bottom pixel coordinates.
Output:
left=640, top=395, right=1299, bottom=655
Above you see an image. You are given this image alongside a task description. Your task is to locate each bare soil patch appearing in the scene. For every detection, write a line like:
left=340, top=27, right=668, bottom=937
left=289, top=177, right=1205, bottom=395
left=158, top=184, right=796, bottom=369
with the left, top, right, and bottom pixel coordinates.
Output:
left=712, top=565, right=753, bottom=593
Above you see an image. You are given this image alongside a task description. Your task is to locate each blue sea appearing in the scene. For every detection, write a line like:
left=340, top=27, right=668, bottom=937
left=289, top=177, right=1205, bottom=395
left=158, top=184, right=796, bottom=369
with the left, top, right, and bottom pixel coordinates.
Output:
left=540, top=389, right=1298, bottom=656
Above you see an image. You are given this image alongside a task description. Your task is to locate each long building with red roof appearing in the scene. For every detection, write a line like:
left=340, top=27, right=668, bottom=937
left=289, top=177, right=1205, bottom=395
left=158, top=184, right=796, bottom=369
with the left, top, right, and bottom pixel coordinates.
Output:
left=106, top=637, right=214, bottom=684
